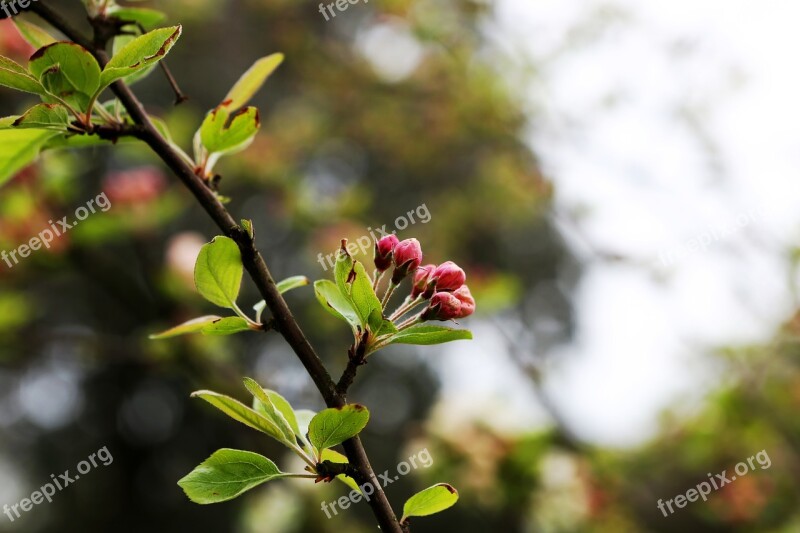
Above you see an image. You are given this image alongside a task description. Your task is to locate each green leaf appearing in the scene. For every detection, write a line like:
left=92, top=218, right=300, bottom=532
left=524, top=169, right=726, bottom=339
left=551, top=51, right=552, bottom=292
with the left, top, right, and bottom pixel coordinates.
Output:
left=349, top=262, right=383, bottom=331
left=368, top=308, right=398, bottom=337
left=401, top=484, right=459, bottom=523
left=99, top=26, right=182, bottom=91
left=201, top=316, right=252, bottom=336
left=149, top=315, right=223, bottom=339
left=191, top=390, right=291, bottom=446
left=111, top=34, right=157, bottom=86
left=178, top=448, right=290, bottom=504
left=0, top=56, right=46, bottom=95
left=243, top=377, right=295, bottom=443
left=388, top=325, right=473, bottom=346
left=252, top=388, right=300, bottom=437
left=308, top=405, right=370, bottom=451
left=29, top=42, right=101, bottom=98
left=277, top=275, right=310, bottom=294
left=0, top=129, right=58, bottom=187
left=334, top=245, right=355, bottom=296
left=223, top=53, right=284, bottom=110
left=200, top=105, right=260, bottom=155
left=294, top=409, right=316, bottom=453
left=194, top=236, right=243, bottom=309
left=13, top=20, right=57, bottom=49
left=110, top=7, right=168, bottom=29
left=314, top=279, right=360, bottom=331
left=320, top=449, right=361, bottom=493
left=12, top=104, right=71, bottom=130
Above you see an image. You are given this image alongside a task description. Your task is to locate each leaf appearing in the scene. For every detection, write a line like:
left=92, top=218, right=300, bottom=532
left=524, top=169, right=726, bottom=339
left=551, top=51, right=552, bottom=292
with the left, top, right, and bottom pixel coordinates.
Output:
left=0, top=129, right=58, bottom=187
left=243, top=377, right=296, bottom=443
left=99, top=26, right=182, bottom=91
left=277, top=275, right=310, bottom=294
left=0, top=56, right=46, bottom=95
left=294, top=409, right=316, bottom=452
left=149, top=315, right=223, bottom=339
left=223, top=53, right=284, bottom=110
left=308, top=405, right=370, bottom=451
left=320, top=449, right=361, bottom=493
left=13, top=19, right=57, bottom=49
left=111, top=34, right=157, bottom=86
left=201, top=316, right=252, bottom=336
left=29, top=42, right=101, bottom=98
left=349, top=262, right=383, bottom=331
left=194, top=236, right=243, bottom=309
left=110, top=7, right=168, bottom=29
left=191, top=390, right=291, bottom=446
left=314, top=279, right=360, bottom=331
left=401, top=484, right=459, bottom=523
left=253, top=388, right=300, bottom=437
left=334, top=245, right=355, bottom=297
left=200, top=105, right=260, bottom=155
left=388, top=325, right=473, bottom=346
left=12, top=104, right=71, bottom=130
left=178, top=448, right=290, bottom=504
left=368, top=308, right=398, bottom=337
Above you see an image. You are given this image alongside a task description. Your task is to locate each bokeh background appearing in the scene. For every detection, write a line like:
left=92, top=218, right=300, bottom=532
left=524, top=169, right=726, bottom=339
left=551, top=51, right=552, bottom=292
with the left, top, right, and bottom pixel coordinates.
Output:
left=1, top=0, right=799, bottom=531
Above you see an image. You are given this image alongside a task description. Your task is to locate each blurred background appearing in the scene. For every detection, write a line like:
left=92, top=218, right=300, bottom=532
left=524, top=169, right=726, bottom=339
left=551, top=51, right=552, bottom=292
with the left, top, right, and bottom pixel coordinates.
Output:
left=1, top=0, right=799, bottom=531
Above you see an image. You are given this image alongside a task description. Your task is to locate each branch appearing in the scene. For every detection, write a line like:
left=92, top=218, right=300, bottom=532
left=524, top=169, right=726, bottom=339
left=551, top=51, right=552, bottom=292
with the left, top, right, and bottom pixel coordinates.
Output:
left=30, top=4, right=403, bottom=532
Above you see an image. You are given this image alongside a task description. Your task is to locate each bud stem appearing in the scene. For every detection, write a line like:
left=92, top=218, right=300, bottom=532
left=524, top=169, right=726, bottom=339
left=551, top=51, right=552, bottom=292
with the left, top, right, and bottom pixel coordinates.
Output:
left=372, top=269, right=386, bottom=292
left=389, top=295, right=425, bottom=321
left=381, top=283, right=398, bottom=310
left=396, top=313, right=424, bottom=331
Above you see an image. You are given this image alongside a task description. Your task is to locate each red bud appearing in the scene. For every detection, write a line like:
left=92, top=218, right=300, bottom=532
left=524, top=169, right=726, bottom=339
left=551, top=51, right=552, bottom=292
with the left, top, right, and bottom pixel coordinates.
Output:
left=391, top=238, right=422, bottom=284
left=374, top=235, right=399, bottom=272
left=422, top=285, right=475, bottom=321
left=431, top=261, right=466, bottom=292
left=411, top=264, right=436, bottom=298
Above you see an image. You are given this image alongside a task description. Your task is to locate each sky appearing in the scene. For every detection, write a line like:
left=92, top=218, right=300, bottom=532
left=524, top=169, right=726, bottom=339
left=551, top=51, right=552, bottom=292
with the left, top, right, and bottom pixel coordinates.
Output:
left=433, top=0, right=800, bottom=447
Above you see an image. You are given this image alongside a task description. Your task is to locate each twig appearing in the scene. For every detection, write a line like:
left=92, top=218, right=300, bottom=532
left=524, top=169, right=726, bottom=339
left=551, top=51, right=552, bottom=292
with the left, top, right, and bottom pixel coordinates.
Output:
left=30, top=4, right=403, bottom=532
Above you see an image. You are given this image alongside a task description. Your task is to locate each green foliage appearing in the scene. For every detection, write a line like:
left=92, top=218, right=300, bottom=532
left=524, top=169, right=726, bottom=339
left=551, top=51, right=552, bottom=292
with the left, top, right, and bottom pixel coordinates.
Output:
left=308, top=405, right=370, bottom=451
left=194, top=236, right=243, bottom=310
left=178, top=449, right=290, bottom=504
left=401, top=484, right=459, bottom=523
left=99, top=26, right=182, bottom=90
left=388, top=324, right=473, bottom=345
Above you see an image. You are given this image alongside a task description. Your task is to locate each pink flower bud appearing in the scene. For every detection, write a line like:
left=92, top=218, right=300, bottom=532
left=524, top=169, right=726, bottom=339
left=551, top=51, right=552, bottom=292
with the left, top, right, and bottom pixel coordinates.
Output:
left=411, top=264, right=436, bottom=298
left=422, top=285, right=475, bottom=321
left=431, top=261, right=466, bottom=292
left=374, top=235, right=399, bottom=272
left=391, top=238, right=422, bottom=284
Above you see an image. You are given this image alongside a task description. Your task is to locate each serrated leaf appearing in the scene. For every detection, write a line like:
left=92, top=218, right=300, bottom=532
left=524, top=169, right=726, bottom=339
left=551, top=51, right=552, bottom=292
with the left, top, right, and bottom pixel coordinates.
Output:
left=223, top=53, right=284, bottom=110
left=13, top=19, right=57, bottom=49
left=388, top=325, right=473, bottom=346
left=194, top=236, right=243, bottom=309
left=191, top=390, right=291, bottom=446
left=0, top=56, right=46, bottom=95
left=12, top=104, right=71, bottom=130
left=0, top=129, right=58, bottom=188
left=201, top=316, right=251, bottom=336
left=320, top=449, right=361, bottom=493
left=29, top=42, right=101, bottom=98
left=314, top=279, right=360, bottom=331
left=149, top=315, right=223, bottom=339
left=178, top=448, right=290, bottom=504
left=200, top=105, right=260, bottom=155
left=99, top=26, right=182, bottom=91
left=401, top=484, right=459, bottom=523
left=243, top=377, right=295, bottom=443
left=308, top=405, right=370, bottom=451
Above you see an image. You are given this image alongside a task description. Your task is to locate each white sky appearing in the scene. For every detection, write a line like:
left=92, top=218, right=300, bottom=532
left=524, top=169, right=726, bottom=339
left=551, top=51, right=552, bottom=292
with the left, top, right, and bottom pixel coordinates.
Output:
left=435, top=0, right=800, bottom=447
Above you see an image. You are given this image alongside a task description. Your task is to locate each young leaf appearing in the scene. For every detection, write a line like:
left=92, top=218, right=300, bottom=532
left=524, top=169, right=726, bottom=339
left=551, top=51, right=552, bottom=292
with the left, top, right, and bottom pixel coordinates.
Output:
left=99, top=26, right=182, bottom=91
left=13, top=19, right=57, bottom=49
left=178, top=448, right=290, bottom=504
left=0, top=56, right=46, bottom=95
left=388, top=325, right=473, bottom=346
left=0, top=129, right=58, bottom=187
left=308, top=405, right=370, bottom=451
left=243, top=377, right=295, bottom=443
left=12, top=104, right=71, bottom=130
left=29, top=42, right=101, bottom=98
left=201, top=316, right=252, bottom=336
left=252, top=388, right=301, bottom=437
left=294, top=409, right=317, bottom=453
left=200, top=105, right=260, bottom=155
left=194, top=236, right=243, bottom=309
left=223, top=53, right=284, bottom=110
left=276, top=275, right=310, bottom=294
left=191, top=390, right=291, bottom=446
left=111, top=34, right=157, bottom=86
left=349, top=262, right=383, bottom=330
left=401, top=484, right=459, bottom=523
left=320, top=449, right=361, bottom=493
left=109, top=7, right=168, bottom=29
left=314, top=279, right=361, bottom=331
left=149, top=315, right=223, bottom=339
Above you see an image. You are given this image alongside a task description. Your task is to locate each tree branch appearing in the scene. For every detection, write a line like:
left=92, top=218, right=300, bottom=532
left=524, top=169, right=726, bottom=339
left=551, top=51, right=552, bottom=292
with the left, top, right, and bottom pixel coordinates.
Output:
left=30, top=4, right=403, bottom=532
